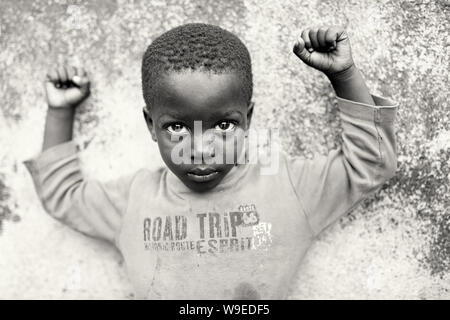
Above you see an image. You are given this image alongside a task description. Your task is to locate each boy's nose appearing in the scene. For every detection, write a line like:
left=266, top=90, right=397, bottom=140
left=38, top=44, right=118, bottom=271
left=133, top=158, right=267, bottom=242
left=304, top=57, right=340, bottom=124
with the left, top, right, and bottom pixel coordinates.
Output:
left=191, top=132, right=216, bottom=162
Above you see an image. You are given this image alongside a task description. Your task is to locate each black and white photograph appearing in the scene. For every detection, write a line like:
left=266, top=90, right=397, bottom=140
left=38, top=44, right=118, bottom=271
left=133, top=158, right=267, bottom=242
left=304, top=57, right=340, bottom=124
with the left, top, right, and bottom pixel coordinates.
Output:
left=0, top=0, right=449, bottom=304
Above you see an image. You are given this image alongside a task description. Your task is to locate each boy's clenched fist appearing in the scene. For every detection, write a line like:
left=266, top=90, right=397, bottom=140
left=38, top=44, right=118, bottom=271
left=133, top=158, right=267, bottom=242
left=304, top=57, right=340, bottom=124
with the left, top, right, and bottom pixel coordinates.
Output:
left=45, top=66, right=90, bottom=109
left=293, top=26, right=355, bottom=77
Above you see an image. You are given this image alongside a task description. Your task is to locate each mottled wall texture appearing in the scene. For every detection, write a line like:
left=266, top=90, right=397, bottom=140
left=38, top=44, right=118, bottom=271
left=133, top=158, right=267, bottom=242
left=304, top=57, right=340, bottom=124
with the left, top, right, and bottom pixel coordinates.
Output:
left=0, top=0, right=449, bottom=299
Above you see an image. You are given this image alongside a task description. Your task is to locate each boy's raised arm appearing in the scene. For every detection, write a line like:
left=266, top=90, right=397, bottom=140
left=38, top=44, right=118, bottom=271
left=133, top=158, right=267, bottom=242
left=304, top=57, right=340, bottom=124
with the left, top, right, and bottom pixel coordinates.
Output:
left=43, top=66, right=90, bottom=150
left=288, top=27, right=397, bottom=236
left=24, top=66, right=135, bottom=245
left=293, top=26, right=374, bottom=105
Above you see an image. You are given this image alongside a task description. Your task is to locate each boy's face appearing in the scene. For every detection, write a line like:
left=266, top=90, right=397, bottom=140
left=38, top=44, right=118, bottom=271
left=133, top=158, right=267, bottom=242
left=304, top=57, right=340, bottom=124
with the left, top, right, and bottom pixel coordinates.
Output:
left=144, top=70, right=253, bottom=192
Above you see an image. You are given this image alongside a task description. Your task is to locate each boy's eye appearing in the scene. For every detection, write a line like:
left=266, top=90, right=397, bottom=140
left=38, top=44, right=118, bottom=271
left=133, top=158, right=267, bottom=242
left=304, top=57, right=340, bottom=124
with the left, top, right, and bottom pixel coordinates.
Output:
left=167, top=123, right=189, bottom=134
left=214, top=121, right=236, bottom=132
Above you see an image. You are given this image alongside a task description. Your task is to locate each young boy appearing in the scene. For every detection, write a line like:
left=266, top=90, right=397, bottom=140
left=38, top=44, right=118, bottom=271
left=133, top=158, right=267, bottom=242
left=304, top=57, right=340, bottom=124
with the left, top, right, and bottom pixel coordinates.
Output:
left=24, top=23, right=397, bottom=299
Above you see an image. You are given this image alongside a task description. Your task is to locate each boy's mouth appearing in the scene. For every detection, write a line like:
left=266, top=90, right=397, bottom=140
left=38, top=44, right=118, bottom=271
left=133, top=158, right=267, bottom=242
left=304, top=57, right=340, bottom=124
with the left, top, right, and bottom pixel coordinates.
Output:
left=186, top=168, right=220, bottom=183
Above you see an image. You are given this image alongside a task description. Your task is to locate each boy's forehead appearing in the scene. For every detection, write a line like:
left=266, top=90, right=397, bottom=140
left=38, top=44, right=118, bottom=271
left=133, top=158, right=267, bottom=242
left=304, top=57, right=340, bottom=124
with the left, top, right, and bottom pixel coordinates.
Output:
left=153, top=70, right=246, bottom=112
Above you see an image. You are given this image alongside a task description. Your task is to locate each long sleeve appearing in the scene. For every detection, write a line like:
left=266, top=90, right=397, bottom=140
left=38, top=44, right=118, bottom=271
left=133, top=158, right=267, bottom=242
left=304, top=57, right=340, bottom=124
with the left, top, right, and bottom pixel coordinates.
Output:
left=23, top=142, right=137, bottom=245
left=286, top=94, right=397, bottom=236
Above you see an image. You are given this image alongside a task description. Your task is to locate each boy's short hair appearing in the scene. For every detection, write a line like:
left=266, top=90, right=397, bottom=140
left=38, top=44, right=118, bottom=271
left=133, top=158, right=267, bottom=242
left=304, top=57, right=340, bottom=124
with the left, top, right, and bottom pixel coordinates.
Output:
left=141, top=23, right=253, bottom=106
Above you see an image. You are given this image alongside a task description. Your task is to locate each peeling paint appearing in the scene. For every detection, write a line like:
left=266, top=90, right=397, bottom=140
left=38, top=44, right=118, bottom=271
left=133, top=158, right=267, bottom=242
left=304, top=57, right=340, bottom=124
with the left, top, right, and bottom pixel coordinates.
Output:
left=0, top=173, right=20, bottom=235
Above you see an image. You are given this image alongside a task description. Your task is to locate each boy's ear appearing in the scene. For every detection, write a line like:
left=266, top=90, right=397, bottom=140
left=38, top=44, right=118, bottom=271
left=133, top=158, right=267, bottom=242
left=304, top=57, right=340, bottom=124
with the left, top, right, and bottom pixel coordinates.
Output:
left=142, top=106, right=157, bottom=142
left=246, top=101, right=255, bottom=129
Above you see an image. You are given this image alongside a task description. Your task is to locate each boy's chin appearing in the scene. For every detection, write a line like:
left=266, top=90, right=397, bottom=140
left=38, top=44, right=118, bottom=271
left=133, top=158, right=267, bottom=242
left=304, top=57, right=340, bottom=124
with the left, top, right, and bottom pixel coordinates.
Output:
left=166, top=163, right=236, bottom=193
left=181, top=174, right=225, bottom=193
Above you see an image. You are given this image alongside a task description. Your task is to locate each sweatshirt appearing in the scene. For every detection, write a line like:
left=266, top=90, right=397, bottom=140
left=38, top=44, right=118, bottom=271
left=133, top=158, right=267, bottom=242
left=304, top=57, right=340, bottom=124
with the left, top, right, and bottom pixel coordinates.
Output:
left=24, top=94, right=397, bottom=299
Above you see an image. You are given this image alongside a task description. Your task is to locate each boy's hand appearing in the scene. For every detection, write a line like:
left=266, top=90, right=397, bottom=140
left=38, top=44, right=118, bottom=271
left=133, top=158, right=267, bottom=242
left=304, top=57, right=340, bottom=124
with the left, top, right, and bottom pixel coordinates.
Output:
left=293, top=27, right=354, bottom=78
left=45, top=66, right=90, bottom=109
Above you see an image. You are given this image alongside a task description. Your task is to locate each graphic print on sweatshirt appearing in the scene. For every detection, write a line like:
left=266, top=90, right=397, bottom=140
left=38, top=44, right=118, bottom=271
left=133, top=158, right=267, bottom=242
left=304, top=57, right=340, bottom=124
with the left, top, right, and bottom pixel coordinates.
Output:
left=142, top=204, right=273, bottom=254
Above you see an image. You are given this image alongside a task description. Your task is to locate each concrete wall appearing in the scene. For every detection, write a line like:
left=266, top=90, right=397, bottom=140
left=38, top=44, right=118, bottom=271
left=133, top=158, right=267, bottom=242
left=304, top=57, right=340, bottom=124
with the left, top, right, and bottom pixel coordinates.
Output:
left=0, top=0, right=449, bottom=299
